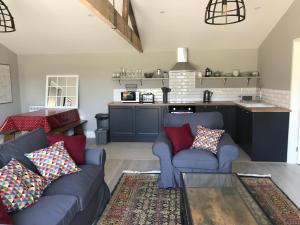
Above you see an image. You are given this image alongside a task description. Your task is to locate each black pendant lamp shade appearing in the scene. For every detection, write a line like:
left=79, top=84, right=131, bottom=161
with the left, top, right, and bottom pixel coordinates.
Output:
left=205, top=0, right=246, bottom=25
left=0, top=0, right=15, bottom=32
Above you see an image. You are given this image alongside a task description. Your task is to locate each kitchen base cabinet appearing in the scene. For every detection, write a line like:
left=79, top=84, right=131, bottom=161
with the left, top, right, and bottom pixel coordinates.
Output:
left=109, top=105, right=165, bottom=142
left=237, top=108, right=252, bottom=156
left=135, top=107, right=162, bottom=141
left=109, top=104, right=290, bottom=162
left=109, top=106, right=135, bottom=141
left=237, top=107, right=289, bottom=162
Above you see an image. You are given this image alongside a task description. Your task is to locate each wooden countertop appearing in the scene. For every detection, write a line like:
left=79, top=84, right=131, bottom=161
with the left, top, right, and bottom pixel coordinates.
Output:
left=108, top=101, right=235, bottom=106
left=237, top=104, right=291, bottom=113
left=108, top=101, right=291, bottom=113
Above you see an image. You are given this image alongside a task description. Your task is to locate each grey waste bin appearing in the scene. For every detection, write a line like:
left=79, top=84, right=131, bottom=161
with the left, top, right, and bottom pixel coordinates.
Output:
left=95, top=129, right=108, bottom=145
left=95, top=113, right=109, bottom=130
left=95, top=113, right=109, bottom=144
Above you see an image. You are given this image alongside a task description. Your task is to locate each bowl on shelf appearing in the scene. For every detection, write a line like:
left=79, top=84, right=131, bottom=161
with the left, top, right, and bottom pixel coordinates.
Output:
left=213, top=71, right=222, bottom=77
left=251, top=71, right=259, bottom=77
left=144, top=73, right=154, bottom=78
left=240, top=72, right=251, bottom=77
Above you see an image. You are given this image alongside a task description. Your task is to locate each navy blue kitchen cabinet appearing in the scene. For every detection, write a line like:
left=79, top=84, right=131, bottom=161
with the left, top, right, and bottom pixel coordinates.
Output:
left=109, top=105, right=166, bottom=142
left=236, top=107, right=289, bottom=162
left=135, top=106, right=162, bottom=141
left=237, top=107, right=252, bottom=156
left=109, top=106, right=136, bottom=141
left=196, top=105, right=237, bottom=141
left=109, top=104, right=289, bottom=162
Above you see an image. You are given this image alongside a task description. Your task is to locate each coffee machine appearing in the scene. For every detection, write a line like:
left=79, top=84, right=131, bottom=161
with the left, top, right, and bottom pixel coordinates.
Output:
left=203, top=90, right=213, bottom=102
left=161, top=87, right=171, bottom=103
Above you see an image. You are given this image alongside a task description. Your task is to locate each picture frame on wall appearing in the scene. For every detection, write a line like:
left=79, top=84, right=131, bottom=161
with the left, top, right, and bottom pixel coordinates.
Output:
left=0, top=64, right=13, bottom=104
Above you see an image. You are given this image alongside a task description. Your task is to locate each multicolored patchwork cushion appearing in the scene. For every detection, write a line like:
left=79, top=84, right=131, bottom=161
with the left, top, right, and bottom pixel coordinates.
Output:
left=0, top=160, right=36, bottom=212
left=6, top=159, right=50, bottom=200
left=191, top=125, right=225, bottom=154
left=25, top=141, right=81, bottom=181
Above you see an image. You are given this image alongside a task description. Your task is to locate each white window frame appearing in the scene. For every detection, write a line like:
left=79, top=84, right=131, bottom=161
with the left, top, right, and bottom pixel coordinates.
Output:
left=45, top=75, right=79, bottom=109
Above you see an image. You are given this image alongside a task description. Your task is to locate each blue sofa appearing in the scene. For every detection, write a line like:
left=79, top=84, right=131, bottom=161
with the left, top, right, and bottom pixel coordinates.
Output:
left=152, top=112, right=239, bottom=188
left=0, top=129, right=110, bottom=225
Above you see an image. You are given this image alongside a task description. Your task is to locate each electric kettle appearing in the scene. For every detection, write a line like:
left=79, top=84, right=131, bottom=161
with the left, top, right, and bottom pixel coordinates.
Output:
left=203, top=90, right=213, bottom=103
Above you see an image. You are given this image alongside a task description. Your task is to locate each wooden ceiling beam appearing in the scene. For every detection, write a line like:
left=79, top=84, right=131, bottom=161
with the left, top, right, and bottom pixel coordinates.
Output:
left=128, top=1, right=140, bottom=38
left=122, top=0, right=129, bottom=23
left=81, top=0, right=143, bottom=53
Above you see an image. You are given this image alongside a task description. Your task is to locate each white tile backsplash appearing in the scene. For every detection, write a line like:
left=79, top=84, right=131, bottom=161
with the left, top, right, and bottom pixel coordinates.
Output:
left=113, top=87, right=258, bottom=102
left=261, top=88, right=290, bottom=108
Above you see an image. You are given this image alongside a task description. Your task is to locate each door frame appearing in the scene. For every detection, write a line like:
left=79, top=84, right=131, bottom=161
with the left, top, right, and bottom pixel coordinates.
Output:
left=287, top=39, right=300, bottom=164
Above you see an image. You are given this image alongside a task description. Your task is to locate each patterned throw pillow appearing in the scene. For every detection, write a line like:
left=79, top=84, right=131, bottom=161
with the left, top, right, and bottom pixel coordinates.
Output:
left=25, top=141, right=81, bottom=182
left=0, top=160, right=36, bottom=212
left=191, top=125, right=225, bottom=154
left=7, top=159, right=50, bottom=200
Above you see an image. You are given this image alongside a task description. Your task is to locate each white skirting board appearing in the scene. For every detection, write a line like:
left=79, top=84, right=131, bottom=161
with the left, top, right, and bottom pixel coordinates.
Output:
left=85, top=130, right=96, bottom=138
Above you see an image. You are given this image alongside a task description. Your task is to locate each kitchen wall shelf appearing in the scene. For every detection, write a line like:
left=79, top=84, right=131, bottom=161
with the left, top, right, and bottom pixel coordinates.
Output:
left=197, top=76, right=260, bottom=86
left=113, top=78, right=169, bottom=86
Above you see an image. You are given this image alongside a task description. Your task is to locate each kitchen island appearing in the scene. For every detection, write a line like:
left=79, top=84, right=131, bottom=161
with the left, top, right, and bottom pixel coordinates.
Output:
left=108, top=101, right=290, bottom=162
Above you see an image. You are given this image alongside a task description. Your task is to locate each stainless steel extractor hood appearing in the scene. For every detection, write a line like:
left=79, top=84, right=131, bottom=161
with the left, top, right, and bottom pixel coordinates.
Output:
left=170, top=48, right=196, bottom=71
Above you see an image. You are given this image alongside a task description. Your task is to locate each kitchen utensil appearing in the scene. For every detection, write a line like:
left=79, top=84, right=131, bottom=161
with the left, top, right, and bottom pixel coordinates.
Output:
left=233, top=69, right=240, bottom=77
left=144, top=73, right=154, bottom=78
left=163, top=71, right=169, bottom=78
left=154, top=69, right=163, bottom=78
left=205, top=68, right=212, bottom=77
left=213, top=71, right=222, bottom=77
left=203, top=90, right=213, bottom=102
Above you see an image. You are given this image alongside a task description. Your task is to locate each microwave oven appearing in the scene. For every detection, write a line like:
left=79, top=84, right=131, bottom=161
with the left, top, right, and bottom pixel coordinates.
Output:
left=121, top=91, right=140, bottom=103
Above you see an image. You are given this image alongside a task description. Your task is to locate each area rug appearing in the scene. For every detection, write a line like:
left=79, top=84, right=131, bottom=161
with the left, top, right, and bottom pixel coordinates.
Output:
left=97, top=173, right=182, bottom=225
left=239, top=176, right=300, bottom=225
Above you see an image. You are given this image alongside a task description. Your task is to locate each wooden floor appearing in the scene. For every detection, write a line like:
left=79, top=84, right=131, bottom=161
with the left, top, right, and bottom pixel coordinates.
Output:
left=87, top=140, right=300, bottom=207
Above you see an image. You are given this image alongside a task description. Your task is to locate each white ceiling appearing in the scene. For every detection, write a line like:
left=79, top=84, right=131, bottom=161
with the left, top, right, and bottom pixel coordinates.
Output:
left=0, top=0, right=295, bottom=54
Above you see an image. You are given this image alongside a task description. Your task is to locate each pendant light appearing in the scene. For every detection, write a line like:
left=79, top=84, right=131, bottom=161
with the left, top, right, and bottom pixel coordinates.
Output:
left=205, top=0, right=246, bottom=25
left=0, top=0, right=15, bottom=32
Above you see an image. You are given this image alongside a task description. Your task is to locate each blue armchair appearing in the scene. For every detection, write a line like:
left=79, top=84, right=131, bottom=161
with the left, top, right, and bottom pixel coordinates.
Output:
left=152, top=112, right=239, bottom=188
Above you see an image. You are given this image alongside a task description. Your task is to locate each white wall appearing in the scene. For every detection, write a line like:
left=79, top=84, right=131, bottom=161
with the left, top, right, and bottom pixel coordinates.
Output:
left=0, top=43, right=21, bottom=142
left=258, top=0, right=300, bottom=91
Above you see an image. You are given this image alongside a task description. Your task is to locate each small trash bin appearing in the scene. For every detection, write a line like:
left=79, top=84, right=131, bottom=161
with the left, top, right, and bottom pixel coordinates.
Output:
left=95, top=128, right=108, bottom=145
left=95, top=113, right=109, bottom=145
left=95, top=113, right=109, bottom=130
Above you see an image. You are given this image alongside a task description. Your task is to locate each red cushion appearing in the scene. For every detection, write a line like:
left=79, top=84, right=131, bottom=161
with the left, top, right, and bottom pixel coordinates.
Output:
left=0, top=197, right=13, bottom=225
left=47, top=135, right=86, bottom=164
left=164, top=123, right=194, bottom=155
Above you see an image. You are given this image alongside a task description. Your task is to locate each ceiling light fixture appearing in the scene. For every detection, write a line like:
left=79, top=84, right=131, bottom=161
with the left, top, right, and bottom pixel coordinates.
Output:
left=0, top=0, right=15, bottom=32
left=205, top=0, right=246, bottom=25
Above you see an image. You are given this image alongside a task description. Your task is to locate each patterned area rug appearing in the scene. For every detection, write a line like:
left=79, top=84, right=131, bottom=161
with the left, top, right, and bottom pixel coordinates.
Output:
left=239, top=176, right=300, bottom=225
left=98, top=174, right=182, bottom=225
